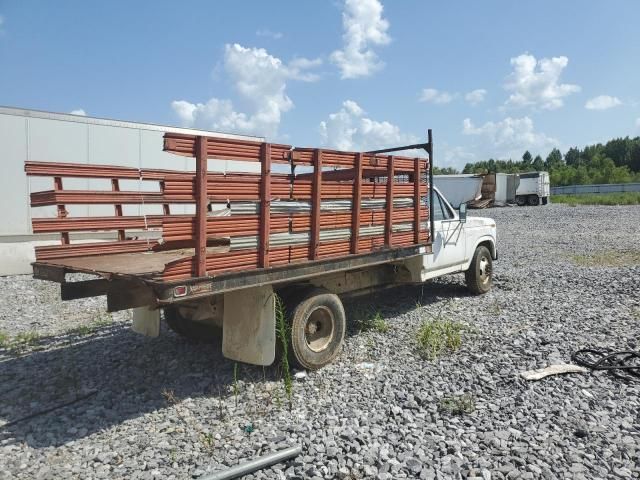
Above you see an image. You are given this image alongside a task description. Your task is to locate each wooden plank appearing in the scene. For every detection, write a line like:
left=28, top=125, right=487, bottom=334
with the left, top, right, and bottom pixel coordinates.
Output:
left=195, top=136, right=208, bottom=277
left=310, top=149, right=323, bottom=260
left=385, top=156, right=394, bottom=247
left=259, top=143, right=271, bottom=268
left=351, top=153, right=363, bottom=254
left=414, top=157, right=422, bottom=244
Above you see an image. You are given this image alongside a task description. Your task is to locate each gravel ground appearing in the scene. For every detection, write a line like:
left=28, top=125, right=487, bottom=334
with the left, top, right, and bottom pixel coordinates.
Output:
left=0, top=203, right=639, bottom=480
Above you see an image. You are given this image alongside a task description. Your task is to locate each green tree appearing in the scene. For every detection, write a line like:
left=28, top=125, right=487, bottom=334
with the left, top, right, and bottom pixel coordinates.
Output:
left=522, top=151, right=532, bottom=167
left=564, top=147, right=581, bottom=167
left=532, top=155, right=544, bottom=171
left=545, top=148, right=563, bottom=170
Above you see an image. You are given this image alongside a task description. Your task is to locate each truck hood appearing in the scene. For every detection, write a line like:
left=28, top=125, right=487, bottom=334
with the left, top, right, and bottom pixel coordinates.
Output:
left=466, top=216, right=496, bottom=228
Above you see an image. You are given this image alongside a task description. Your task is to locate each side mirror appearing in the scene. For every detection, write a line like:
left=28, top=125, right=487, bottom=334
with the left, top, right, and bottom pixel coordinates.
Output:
left=458, top=203, right=467, bottom=223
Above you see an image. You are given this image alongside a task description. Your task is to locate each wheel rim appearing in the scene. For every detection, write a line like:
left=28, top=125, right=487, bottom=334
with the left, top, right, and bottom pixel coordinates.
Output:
left=304, top=306, right=335, bottom=352
left=479, top=255, right=491, bottom=284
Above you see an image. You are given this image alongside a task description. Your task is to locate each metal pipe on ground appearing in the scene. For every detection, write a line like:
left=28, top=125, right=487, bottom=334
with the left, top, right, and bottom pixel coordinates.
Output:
left=198, top=445, right=302, bottom=480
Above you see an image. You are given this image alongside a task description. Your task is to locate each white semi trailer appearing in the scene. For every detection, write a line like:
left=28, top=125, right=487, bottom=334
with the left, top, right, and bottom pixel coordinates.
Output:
left=515, top=172, right=550, bottom=206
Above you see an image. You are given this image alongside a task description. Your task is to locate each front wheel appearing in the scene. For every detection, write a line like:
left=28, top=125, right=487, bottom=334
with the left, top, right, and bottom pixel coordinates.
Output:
left=286, top=288, right=346, bottom=370
left=465, top=246, right=493, bottom=295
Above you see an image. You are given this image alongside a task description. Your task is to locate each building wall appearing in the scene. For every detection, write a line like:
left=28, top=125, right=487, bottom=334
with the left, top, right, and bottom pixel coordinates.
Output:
left=0, top=107, right=263, bottom=275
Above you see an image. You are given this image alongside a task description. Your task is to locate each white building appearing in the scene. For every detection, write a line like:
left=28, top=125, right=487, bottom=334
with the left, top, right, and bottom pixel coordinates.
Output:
left=0, top=106, right=261, bottom=275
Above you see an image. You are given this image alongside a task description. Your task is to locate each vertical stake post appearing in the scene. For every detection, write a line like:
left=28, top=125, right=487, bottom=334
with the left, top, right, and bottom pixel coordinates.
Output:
left=195, top=136, right=208, bottom=277
left=259, top=143, right=271, bottom=268
left=428, top=129, right=434, bottom=246
left=350, top=153, right=363, bottom=254
left=54, top=176, right=69, bottom=245
left=413, top=157, right=422, bottom=244
left=111, top=178, right=125, bottom=241
left=310, top=149, right=323, bottom=260
left=385, top=155, right=394, bottom=247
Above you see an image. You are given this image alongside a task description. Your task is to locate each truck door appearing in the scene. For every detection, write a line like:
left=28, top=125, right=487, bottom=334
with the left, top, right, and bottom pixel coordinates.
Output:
left=424, top=190, right=467, bottom=274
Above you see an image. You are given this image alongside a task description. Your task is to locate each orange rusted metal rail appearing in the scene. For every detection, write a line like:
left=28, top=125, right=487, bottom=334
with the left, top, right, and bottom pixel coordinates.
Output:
left=26, top=133, right=431, bottom=279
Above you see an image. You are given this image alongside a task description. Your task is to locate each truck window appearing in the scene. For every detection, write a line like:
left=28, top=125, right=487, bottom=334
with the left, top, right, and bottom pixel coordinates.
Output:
left=432, top=191, right=454, bottom=221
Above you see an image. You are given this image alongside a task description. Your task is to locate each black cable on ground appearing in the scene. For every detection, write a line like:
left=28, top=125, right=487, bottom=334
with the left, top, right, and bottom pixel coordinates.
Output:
left=571, top=348, right=640, bottom=382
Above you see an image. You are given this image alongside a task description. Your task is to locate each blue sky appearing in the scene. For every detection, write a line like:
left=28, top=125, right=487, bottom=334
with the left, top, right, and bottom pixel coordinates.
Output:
left=1, top=0, right=639, bottom=168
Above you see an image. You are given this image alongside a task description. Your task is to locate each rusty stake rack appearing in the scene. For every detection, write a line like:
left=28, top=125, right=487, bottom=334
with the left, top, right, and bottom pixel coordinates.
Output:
left=26, top=131, right=433, bottom=282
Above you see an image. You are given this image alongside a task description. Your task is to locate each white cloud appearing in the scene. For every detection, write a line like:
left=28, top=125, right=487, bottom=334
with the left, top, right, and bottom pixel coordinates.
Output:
left=330, top=0, right=391, bottom=79
left=419, top=88, right=456, bottom=105
left=463, top=116, right=557, bottom=159
left=69, top=109, right=86, bottom=116
left=256, top=29, right=283, bottom=40
left=504, top=53, right=580, bottom=110
left=465, top=89, right=487, bottom=106
left=171, top=44, right=321, bottom=138
left=585, top=95, right=622, bottom=110
left=319, top=100, right=418, bottom=152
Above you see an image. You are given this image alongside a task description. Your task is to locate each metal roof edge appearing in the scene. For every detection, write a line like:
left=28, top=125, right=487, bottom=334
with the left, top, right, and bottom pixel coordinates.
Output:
left=0, top=105, right=265, bottom=142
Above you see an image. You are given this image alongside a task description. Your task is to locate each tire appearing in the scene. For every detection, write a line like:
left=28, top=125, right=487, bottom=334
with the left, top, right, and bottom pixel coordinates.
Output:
left=286, top=288, right=346, bottom=370
left=528, top=195, right=540, bottom=206
left=164, top=306, right=222, bottom=342
left=516, top=196, right=527, bottom=206
left=541, top=197, right=548, bottom=205
left=465, top=246, right=493, bottom=295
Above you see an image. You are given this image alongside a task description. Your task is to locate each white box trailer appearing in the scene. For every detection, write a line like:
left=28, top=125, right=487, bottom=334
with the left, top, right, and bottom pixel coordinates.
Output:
left=433, top=174, right=483, bottom=208
left=516, top=171, right=550, bottom=206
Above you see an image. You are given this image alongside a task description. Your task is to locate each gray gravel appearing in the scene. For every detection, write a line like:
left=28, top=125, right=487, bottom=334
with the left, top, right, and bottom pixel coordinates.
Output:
left=1, top=203, right=639, bottom=479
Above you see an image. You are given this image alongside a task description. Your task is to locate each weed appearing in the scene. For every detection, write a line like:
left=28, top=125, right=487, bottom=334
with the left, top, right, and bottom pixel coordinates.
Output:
left=161, top=388, right=178, bottom=405
left=570, top=250, right=640, bottom=268
left=232, top=363, right=240, bottom=407
left=199, top=432, right=215, bottom=451
left=275, top=295, right=293, bottom=408
left=632, top=308, right=640, bottom=320
left=0, top=331, right=8, bottom=348
left=416, top=317, right=463, bottom=360
left=439, top=394, right=475, bottom=415
left=355, top=309, right=390, bottom=333
left=490, top=299, right=502, bottom=316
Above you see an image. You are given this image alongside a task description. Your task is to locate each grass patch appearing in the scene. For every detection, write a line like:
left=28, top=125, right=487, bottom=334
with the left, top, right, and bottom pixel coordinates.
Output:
left=416, top=317, right=463, bottom=360
left=355, top=309, right=390, bottom=333
left=439, top=394, right=475, bottom=415
left=570, top=250, right=640, bottom=268
left=68, top=312, right=113, bottom=337
left=551, top=192, right=640, bottom=206
left=0, top=331, right=43, bottom=354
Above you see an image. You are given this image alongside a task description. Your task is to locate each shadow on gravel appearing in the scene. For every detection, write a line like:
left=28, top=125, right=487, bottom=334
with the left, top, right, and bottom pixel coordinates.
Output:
left=0, top=278, right=468, bottom=448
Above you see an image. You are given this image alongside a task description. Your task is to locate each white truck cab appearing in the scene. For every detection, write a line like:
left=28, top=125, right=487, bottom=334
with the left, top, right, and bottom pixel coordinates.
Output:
left=403, top=186, right=497, bottom=294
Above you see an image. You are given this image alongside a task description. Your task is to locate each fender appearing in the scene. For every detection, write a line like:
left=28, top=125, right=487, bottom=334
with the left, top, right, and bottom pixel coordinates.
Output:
left=464, top=235, right=497, bottom=270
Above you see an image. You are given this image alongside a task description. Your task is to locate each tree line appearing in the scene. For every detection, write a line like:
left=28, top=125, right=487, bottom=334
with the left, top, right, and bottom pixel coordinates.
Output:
left=436, top=136, right=640, bottom=186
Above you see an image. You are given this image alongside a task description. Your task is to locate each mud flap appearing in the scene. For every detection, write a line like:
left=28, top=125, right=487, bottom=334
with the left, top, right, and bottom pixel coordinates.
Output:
left=222, top=285, right=275, bottom=366
left=132, top=306, right=160, bottom=337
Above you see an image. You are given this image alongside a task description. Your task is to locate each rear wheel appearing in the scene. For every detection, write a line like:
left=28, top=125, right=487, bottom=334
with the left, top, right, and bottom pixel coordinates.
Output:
left=465, top=246, right=493, bottom=295
left=516, top=196, right=527, bottom=206
left=286, top=287, right=346, bottom=370
left=528, top=195, right=540, bottom=206
left=164, top=301, right=222, bottom=342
